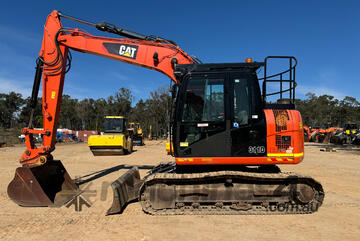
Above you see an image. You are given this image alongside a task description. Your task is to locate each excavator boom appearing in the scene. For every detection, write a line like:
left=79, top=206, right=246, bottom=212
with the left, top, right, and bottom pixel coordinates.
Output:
left=19, top=10, right=195, bottom=167
left=8, top=10, right=194, bottom=208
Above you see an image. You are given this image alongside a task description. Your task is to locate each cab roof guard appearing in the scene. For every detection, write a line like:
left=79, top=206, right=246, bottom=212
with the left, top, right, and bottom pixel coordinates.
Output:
left=260, top=56, right=297, bottom=109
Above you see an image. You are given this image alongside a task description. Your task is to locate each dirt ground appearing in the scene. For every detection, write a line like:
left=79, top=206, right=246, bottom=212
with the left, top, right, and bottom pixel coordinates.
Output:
left=0, top=141, right=359, bottom=241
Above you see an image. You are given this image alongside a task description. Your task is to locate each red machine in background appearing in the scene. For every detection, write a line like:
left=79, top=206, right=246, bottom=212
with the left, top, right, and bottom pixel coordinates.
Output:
left=7, top=11, right=323, bottom=215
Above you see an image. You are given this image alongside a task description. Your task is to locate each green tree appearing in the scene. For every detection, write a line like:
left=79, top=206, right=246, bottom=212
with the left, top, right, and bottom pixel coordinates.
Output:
left=18, top=97, right=43, bottom=128
left=59, top=95, right=80, bottom=129
left=0, top=92, right=24, bottom=128
left=106, top=88, right=133, bottom=116
left=296, top=93, right=360, bottom=127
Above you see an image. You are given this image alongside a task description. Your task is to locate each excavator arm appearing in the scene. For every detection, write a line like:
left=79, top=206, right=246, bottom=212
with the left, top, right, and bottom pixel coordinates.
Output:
left=8, top=10, right=194, bottom=208
left=21, top=10, right=195, bottom=167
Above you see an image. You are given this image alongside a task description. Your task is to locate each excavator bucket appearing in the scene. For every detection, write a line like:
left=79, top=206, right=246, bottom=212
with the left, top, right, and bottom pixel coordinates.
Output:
left=7, top=160, right=79, bottom=207
left=107, top=166, right=143, bottom=215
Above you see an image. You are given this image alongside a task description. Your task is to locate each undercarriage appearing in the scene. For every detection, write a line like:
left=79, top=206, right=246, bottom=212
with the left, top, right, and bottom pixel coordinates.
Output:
left=107, top=163, right=324, bottom=215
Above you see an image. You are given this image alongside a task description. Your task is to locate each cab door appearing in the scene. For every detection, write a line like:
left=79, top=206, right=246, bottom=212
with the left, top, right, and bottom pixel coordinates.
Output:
left=229, top=72, right=267, bottom=157
left=174, top=73, right=230, bottom=157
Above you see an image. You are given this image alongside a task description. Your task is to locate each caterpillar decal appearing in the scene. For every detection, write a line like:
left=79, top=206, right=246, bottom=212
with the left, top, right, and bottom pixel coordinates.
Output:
left=103, top=43, right=139, bottom=59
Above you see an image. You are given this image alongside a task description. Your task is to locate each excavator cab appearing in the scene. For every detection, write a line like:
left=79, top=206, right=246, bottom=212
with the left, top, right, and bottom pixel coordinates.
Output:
left=169, top=56, right=302, bottom=165
left=173, top=62, right=266, bottom=158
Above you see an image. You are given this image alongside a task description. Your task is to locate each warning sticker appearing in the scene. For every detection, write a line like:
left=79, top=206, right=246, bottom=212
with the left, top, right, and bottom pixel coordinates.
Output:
left=180, top=142, right=189, bottom=147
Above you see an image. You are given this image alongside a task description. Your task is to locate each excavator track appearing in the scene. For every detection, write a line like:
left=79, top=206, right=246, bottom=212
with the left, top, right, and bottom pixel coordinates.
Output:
left=139, top=164, right=324, bottom=215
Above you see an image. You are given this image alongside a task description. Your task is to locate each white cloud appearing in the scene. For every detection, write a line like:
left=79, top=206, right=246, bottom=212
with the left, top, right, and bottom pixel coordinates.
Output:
left=109, top=71, right=144, bottom=97
left=0, top=24, right=39, bottom=45
left=0, top=42, right=34, bottom=67
left=111, top=72, right=131, bottom=81
left=297, top=85, right=347, bottom=100
left=296, top=69, right=356, bottom=100
left=0, top=77, right=32, bottom=97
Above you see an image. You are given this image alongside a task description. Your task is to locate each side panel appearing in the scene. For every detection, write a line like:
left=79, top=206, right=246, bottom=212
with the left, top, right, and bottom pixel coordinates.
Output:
left=176, top=109, right=304, bottom=165
left=264, top=109, right=304, bottom=161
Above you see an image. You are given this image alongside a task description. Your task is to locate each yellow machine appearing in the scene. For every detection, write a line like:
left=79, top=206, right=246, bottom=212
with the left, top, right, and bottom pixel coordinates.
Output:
left=88, top=116, right=133, bottom=155
left=128, top=122, right=144, bottom=146
left=165, top=142, right=173, bottom=155
left=345, top=123, right=358, bottom=135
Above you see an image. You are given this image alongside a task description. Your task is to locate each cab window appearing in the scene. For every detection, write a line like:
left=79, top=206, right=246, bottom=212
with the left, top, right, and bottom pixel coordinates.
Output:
left=233, top=78, right=250, bottom=125
left=182, top=77, right=224, bottom=122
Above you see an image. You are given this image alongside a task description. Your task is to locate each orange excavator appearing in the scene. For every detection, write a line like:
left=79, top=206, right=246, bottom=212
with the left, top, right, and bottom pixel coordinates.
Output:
left=8, top=11, right=324, bottom=215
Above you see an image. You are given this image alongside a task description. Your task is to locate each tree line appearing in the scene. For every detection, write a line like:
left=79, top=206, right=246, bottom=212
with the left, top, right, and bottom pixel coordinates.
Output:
left=295, top=93, right=360, bottom=127
left=0, top=87, right=171, bottom=138
left=0, top=90, right=359, bottom=136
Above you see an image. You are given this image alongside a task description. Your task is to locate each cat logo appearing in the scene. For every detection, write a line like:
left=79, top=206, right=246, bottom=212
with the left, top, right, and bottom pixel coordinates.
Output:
left=118, top=45, right=137, bottom=58
left=103, top=43, right=139, bottom=59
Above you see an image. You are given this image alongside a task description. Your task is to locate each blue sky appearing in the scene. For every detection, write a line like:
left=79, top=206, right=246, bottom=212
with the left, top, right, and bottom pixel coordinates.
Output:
left=0, top=1, right=359, bottom=102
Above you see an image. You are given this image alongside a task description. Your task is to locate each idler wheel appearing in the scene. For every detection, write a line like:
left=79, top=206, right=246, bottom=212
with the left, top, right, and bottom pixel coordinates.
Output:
left=295, top=184, right=315, bottom=204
